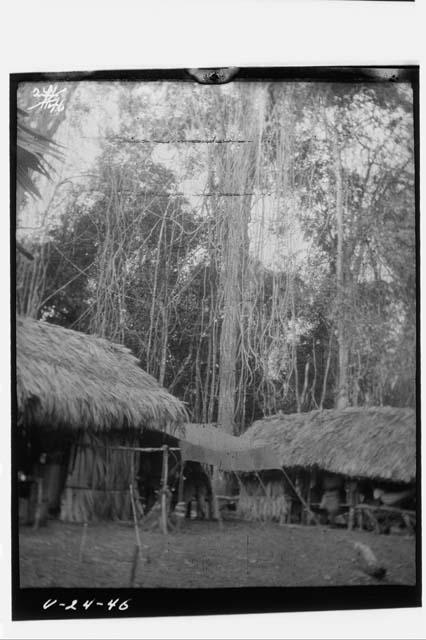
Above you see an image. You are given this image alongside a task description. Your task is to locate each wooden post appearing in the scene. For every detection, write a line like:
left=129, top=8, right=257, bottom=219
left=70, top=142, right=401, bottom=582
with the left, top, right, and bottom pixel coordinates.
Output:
left=286, top=499, right=293, bottom=524
left=129, top=483, right=143, bottom=584
left=295, top=473, right=303, bottom=524
left=211, top=467, right=223, bottom=530
left=348, top=507, right=355, bottom=530
left=130, top=450, right=135, bottom=486
left=160, top=445, right=169, bottom=535
left=33, top=477, right=43, bottom=530
left=176, top=461, right=186, bottom=531
left=305, top=472, right=312, bottom=525
left=356, top=505, right=363, bottom=530
left=129, top=484, right=143, bottom=554
left=346, top=480, right=355, bottom=530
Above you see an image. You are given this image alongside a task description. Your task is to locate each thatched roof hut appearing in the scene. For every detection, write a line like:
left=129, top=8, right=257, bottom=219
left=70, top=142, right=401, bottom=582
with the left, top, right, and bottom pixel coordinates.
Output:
left=241, top=407, right=416, bottom=484
left=16, top=316, right=187, bottom=435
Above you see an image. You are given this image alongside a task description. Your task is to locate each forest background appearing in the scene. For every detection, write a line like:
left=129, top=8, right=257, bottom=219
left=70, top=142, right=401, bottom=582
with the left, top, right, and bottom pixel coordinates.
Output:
left=16, top=79, right=416, bottom=435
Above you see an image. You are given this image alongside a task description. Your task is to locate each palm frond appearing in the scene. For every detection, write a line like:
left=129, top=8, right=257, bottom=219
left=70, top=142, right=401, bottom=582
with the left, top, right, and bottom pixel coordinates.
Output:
left=16, top=112, right=66, bottom=199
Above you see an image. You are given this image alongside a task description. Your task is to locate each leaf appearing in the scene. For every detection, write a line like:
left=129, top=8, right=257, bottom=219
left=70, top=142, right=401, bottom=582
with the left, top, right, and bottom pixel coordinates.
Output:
left=16, top=115, right=66, bottom=199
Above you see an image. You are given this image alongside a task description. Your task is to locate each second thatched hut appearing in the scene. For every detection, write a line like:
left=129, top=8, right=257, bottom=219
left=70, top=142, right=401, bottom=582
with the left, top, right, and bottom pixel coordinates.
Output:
left=239, top=407, right=416, bottom=529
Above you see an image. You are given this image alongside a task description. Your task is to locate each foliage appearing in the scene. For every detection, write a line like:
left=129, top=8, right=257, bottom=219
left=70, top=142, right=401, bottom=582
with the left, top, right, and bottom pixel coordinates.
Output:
left=16, top=111, right=65, bottom=199
left=16, top=80, right=417, bottom=429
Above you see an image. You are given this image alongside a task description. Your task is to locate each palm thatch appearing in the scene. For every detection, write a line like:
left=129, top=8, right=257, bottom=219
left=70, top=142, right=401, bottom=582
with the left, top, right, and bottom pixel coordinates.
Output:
left=16, top=109, right=65, bottom=200
left=241, top=407, right=416, bottom=484
left=242, top=414, right=304, bottom=454
left=59, top=431, right=144, bottom=523
left=16, top=316, right=187, bottom=434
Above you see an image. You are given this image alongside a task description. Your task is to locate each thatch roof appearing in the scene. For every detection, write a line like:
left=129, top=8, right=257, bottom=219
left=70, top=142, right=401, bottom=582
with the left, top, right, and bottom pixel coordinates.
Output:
left=241, top=407, right=416, bottom=484
left=16, top=316, right=187, bottom=434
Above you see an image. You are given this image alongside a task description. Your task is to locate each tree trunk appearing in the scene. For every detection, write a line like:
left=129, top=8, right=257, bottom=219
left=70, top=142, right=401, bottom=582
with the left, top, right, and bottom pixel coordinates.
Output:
left=158, top=304, right=168, bottom=387
left=333, top=132, right=349, bottom=410
left=217, top=204, right=240, bottom=434
left=216, top=87, right=261, bottom=434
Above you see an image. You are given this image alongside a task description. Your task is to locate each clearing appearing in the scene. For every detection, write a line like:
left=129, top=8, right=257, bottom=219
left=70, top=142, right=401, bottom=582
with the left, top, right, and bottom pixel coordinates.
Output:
left=19, top=517, right=416, bottom=589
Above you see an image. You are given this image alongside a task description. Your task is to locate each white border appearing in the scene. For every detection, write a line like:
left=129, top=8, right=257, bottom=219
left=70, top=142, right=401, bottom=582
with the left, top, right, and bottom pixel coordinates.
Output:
left=1, top=0, right=424, bottom=637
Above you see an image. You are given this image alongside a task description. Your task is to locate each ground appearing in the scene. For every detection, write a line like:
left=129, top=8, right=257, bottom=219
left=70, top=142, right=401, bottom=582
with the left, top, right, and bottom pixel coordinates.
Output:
left=19, top=516, right=416, bottom=589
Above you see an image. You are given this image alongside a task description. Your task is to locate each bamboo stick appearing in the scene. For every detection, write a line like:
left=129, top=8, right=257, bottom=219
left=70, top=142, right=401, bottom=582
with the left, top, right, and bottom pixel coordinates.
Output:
left=348, top=507, right=355, bottom=531
left=210, top=467, right=223, bottom=529
left=115, top=446, right=180, bottom=453
left=305, top=472, right=312, bottom=526
left=160, top=446, right=169, bottom=535
left=176, top=461, right=186, bottom=531
left=33, top=477, right=43, bottom=530
left=130, top=451, right=135, bottom=488
left=129, top=483, right=143, bottom=555
left=73, top=444, right=180, bottom=453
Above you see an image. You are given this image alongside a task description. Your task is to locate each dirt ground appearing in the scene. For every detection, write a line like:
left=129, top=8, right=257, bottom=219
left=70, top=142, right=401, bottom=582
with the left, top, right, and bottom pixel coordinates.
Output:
left=19, top=516, right=416, bottom=589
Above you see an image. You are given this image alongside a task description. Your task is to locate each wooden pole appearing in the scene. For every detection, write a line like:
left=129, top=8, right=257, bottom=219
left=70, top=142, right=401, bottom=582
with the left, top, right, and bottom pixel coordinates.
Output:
left=33, top=477, right=43, bottom=530
left=304, top=472, right=311, bottom=525
left=129, top=483, right=143, bottom=586
left=129, top=484, right=143, bottom=553
left=176, top=461, right=186, bottom=531
left=160, top=445, right=169, bottom=535
left=114, top=445, right=180, bottom=453
left=348, top=506, right=355, bottom=531
left=210, top=467, right=223, bottom=530
left=346, top=480, right=356, bottom=530
left=130, top=450, right=135, bottom=485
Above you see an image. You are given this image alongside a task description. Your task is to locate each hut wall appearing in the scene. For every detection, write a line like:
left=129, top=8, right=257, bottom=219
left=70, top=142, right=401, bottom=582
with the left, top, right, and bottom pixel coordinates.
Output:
left=236, top=469, right=347, bottom=526
left=60, top=434, right=141, bottom=523
left=237, top=474, right=291, bottom=523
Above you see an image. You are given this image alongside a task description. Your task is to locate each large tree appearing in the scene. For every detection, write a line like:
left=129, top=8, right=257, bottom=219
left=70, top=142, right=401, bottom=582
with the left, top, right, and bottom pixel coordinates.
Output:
left=17, top=79, right=416, bottom=426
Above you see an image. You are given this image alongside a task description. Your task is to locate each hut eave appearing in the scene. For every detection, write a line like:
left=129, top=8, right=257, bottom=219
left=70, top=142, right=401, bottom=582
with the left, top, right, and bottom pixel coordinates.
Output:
left=16, top=316, right=187, bottom=435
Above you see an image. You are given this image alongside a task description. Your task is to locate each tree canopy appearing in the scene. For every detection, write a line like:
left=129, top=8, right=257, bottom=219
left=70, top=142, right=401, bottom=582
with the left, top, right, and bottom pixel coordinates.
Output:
left=16, top=79, right=416, bottom=432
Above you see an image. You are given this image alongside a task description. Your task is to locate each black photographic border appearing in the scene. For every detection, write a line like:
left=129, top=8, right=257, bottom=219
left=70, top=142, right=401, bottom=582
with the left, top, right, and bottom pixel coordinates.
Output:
left=10, top=65, right=421, bottom=621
